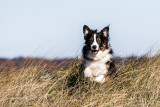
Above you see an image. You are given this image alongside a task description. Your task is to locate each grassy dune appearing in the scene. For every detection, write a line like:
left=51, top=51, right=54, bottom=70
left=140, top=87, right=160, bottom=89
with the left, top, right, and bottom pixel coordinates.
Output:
left=0, top=55, right=160, bottom=107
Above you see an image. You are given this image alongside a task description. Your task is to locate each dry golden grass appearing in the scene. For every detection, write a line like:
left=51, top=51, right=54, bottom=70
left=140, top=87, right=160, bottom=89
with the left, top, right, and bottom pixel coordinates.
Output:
left=0, top=55, right=160, bottom=107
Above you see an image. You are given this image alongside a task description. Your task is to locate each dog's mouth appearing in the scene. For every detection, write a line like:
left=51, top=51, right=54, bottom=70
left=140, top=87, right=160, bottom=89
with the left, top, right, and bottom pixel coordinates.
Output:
left=91, top=50, right=99, bottom=55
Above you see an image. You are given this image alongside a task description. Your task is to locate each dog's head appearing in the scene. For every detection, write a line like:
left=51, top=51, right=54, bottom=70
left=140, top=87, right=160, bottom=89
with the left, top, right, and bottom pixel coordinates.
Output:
left=83, top=25, right=110, bottom=56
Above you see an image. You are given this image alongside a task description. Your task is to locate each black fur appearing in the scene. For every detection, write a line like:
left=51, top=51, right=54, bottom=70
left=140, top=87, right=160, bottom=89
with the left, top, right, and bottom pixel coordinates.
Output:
left=82, top=25, right=116, bottom=80
left=82, top=25, right=110, bottom=59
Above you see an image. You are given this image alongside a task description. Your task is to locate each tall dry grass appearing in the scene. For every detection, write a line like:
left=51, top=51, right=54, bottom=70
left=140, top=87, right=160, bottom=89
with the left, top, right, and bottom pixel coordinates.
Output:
left=0, top=55, right=160, bottom=107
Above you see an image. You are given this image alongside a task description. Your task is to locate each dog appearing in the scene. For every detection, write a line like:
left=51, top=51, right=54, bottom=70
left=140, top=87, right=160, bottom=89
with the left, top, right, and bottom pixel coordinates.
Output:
left=82, top=25, right=116, bottom=83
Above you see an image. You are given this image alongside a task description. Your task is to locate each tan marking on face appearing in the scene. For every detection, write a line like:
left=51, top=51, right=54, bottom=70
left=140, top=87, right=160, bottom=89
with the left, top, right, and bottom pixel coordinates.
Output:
left=97, top=37, right=101, bottom=43
left=89, top=37, right=93, bottom=43
left=100, top=43, right=106, bottom=51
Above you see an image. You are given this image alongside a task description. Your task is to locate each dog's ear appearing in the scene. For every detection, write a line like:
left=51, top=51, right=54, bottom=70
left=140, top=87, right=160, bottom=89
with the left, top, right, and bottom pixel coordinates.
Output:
left=83, top=25, right=90, bottom=37
left=101, top=26, right=109, bottom=37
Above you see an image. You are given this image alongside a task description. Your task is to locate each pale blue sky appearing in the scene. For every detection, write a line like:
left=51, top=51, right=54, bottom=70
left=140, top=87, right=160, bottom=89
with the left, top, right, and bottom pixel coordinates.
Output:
left=0, top=0, right=160, bottom=58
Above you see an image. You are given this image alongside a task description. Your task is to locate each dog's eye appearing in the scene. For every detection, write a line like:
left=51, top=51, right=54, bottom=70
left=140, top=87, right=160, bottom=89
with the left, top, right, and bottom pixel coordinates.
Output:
left=97, top=38, right=101, bottom=43
left=89, top=38, right=93, bottom=42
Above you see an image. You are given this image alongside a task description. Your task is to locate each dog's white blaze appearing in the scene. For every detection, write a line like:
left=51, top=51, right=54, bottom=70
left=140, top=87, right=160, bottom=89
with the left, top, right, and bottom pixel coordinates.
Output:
left=91, top=34, right=99, bottom=50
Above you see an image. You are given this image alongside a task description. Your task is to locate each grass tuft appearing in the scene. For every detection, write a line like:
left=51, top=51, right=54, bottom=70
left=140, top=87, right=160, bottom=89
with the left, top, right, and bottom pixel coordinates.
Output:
left=0, top=55, right=160, bottom=106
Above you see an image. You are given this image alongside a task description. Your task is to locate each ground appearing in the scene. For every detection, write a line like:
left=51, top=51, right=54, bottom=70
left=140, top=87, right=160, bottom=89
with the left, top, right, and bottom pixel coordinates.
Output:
left=0, top=55, right=160, bottom=107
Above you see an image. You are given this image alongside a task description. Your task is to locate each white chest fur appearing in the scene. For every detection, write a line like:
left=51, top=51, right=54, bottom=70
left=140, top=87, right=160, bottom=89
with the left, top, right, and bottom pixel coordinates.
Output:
left=83, top=49, right=113, bottom=83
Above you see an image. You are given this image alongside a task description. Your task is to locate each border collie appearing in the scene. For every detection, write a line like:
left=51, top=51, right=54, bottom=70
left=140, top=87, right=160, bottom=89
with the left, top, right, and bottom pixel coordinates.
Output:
left=82, top=25, right=116, bottom=83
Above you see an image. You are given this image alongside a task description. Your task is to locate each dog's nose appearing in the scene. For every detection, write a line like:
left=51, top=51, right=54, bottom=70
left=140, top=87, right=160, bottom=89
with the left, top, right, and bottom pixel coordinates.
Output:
left=92, top=45, right=97, bottom=49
